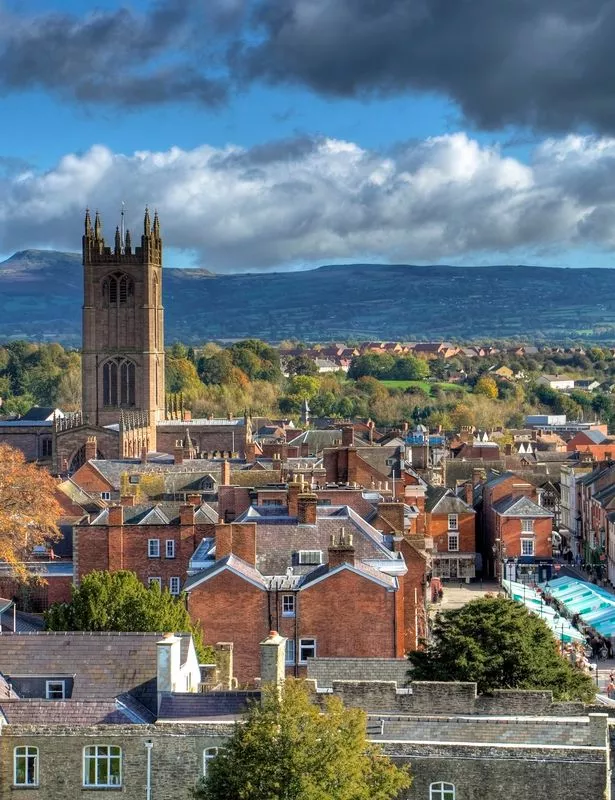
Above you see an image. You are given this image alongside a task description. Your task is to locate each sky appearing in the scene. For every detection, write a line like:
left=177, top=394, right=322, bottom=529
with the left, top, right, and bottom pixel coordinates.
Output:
left=2, top=0, right=615, bottom=271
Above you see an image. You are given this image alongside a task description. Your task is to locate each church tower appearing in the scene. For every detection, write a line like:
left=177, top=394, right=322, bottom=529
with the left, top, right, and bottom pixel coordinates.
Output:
left=81, top=208, right=165, bottom=430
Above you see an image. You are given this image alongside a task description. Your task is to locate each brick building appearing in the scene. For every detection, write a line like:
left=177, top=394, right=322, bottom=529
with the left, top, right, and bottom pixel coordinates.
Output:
left=480, top=472, right=554, bottom=582
left=426, top=486, right=477, bottom=580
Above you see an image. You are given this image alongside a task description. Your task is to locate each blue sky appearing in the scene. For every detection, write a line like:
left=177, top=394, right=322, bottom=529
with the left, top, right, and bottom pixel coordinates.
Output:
left=1, top=0, right=615, bottom=271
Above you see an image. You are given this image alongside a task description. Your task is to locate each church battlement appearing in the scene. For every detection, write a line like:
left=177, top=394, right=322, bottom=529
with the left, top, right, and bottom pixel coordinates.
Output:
left=83, top=207, right=162, bottom=268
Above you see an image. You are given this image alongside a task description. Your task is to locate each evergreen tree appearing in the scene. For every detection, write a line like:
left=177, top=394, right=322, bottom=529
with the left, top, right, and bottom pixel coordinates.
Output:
left=409, top=596, right=595, bottom=702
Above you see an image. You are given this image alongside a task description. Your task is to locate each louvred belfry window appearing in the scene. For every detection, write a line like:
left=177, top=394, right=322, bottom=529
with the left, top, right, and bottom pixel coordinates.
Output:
left=102, top=272, right=134, bottom=306
left=102, top=358, right=135, bottom=407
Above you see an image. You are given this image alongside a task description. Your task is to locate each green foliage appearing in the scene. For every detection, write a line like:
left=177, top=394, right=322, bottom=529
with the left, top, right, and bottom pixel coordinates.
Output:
left=474, top=375, right=498, bottom=399
left=348, top=353, right=429, bottom=381
left=286, top=354, right=319, bottom=377
left=228, top=340, right=281, bottom=382
left=45, top=570, right=212, bottom=662
left=193, top=679, right=411, bottom=800
left=408, top=596, right=596, bottom=702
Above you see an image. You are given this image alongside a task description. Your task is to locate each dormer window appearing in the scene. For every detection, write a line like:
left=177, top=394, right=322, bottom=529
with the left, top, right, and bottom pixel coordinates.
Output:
left=45, top=680, right=65, bottom=699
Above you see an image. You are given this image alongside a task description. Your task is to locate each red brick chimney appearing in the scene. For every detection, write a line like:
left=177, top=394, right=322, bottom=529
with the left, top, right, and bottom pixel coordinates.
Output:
left=120, top=495, right=135, bottom=507
left=108, top=505, right=123, bottom=526
left=464, top=481, right=474, bottom=507
left=221, top=459, right=232, bottom=486
left=328, top=528, right=355, bottom=568
left=245, top=442, right=256, bottom=463
left=214, top=522, right=256, bottom=565
left=186, top=493, right=202, bottom=506
left=297, top=492, right=317, bottom=525
left=341, top=424, right=355, bottom=447
left=85, top=436, right=97, bottom=462
left=174, top=442, right=184, bottom=466
left=183, top=409, right=192, bottom=422
left=288, top=480, right=302, bottom=517
left=140, top=445, right=148, bottom=464
left=180, top=504, right=195, bottom=525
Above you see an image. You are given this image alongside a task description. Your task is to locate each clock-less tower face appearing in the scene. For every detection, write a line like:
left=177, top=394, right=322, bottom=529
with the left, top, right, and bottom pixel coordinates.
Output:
left=81, top=208, right=165, bottom=428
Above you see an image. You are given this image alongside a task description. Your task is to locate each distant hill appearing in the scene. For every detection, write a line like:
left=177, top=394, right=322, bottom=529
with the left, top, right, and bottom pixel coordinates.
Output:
left=1, top=249, right=615, bottom=344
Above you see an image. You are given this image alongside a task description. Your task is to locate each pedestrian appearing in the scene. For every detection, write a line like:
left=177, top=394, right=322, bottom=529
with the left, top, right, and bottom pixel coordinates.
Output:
left=607, top=681, right=615, bottom=700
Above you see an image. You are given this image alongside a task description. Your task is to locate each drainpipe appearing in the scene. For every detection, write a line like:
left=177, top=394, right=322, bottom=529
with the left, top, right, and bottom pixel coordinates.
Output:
left=145, top=740, right=153, bottom=800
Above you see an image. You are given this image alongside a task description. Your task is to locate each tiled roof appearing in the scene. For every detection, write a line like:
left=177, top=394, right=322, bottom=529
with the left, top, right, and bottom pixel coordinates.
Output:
left=88, top=501, right=217, bottom=526
left=287, top=430, right=342, bottom=451
left=0, top=699, right=135, bottom=725
left=298, top=561, right=398, bottom=590
left=157, top=690, right=259, bottom=721
left=19, top=406, right=62, bottom=421
left=0, top=632, right=192, bottom=712
left=425, top=486, right=449, bottom=513
left=492, top=495, right=553, bottom=518
left=184, top=555, right=268, bottom=592
left=355, top=446, right=402, bottom=479
left=426, top=487, right=474, bottom=515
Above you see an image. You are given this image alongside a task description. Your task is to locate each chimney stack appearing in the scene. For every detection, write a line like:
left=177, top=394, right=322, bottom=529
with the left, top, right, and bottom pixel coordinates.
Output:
left=328, top=528, right=355, bottom=568
left=85, top=436, right=97, bottom=462
left=156, top=633, right=182, bottom=712
left=464, top=481, right=474, bottom=507
left=341, top=424, right=355, bottom=447
left=259, top=631, right=286, bottom=695
left=180, top=504, right=195, bottom=525
left=287, top=480, right=302, bottom=517
left=174, top=442, right=184, bottom=466
left=215, top=642, right=234, bottom=690
left=120, top=495, right=135, bottom=507
left=297, top=492, right=317, bottom=525
left=221, top=459, right=232, bottom=486
left=108, top=505, right=123, bottom=526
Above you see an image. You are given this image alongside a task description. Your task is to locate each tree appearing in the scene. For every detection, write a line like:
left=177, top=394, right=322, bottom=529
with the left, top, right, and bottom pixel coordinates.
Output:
left=474, top=376, right=498, bottom=399
left=45, top=570, right=212, bottom=661
left=194, top=679, right=411, bottom=800
left=0, top=444, right=61, bottom=580
left=409, top=596, right=595, bottom=702
left=286, top=355, right=319, bottom=377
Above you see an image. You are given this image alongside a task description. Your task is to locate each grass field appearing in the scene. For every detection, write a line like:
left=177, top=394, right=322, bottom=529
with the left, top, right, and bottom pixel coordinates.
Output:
left=380, top=380, right=465, bottom=394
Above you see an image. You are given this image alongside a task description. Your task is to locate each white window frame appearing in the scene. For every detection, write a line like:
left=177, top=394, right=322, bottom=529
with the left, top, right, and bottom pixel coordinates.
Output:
left=45, top=680, right=65, bottom=699
left=299, top=638, right=316, bottom=663
left=166, top=539, right=176, bottom=559
left=521, top=518, right=534, bottom=533
left=448, top=514, right=459, bottom=530
left=83, top=745, right=122, bottom=787
left=285, top=639, right=296, bottom=665
left=169, top=576, right=181, bottom=595
left=101, top=491, right=111, bottom=501
left=430, top=782, right=455, bottom=800
left=14, top=746, right=38, bottom=787
left=447, top=534, right=459, bottom=552
left=148, top=538, right=160, bottom=558
left=148, top=577, right=162, bottom=589
left=298, top=550, right=322, bottom=565
left=521, top=538, right=535, bottom=556
left=282, top=594, right=295, bottom=617
left=203, top=747, right=218, bottom=777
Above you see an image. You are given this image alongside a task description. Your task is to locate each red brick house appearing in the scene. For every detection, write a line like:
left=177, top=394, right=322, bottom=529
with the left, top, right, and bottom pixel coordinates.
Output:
left=183, top=494, right=420, bottom=683
left=425, top=487, right=477, bottom=580
left=480, top=472, right=553, bottom=582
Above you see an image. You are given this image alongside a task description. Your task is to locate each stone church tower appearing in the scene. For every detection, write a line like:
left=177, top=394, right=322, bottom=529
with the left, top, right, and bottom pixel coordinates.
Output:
left=82, top=208, right=165, bottom=428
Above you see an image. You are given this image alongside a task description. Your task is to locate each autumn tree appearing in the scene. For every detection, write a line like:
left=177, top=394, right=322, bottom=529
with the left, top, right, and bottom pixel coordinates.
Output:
left=0, top=444, right=62, bottom=580
left=474, top=375, right=499, bottom=399
left=194, top=679, right=411, bottom=800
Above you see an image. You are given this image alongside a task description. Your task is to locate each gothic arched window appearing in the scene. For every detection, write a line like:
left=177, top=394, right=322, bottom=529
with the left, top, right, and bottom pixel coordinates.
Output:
left=102, top=358, right=136, bottom=407
left=102, top=272, right=134, bottom=307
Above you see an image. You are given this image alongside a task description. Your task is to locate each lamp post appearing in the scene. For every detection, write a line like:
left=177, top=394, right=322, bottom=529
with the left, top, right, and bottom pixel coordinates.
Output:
left=492, top=538, right=507, bottom=587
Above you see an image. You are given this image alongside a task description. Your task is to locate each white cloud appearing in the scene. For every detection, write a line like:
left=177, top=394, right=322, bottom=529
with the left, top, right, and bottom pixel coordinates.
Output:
left=1, top=132, right=615, bottom=271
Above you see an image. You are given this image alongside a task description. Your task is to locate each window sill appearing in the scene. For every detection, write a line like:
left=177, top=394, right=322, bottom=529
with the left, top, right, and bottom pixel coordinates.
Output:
left=281, top=613, right=295, bottom=618
left=82, top=787, right=123, bottom=791
left=11, top=785, right=40, bottom=790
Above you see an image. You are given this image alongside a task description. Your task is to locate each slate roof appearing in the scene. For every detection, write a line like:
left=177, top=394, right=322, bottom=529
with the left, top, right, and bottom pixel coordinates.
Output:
left=0, top=632, right=192, bottom=713
left=355, top=446, right=402, bottom=478
left=425, top=487, right=474, bottom=515
left=184, top=555, right=268, bottom=592
left=234, top=505, right=398, bottom=576
left=492, top=495, right=553, bottom=518
left=0, top=699, right=136, bottom=725
left=88, top=502, right=218, bottom=526
left=578, top=429, right=608, bottom=444
left=19, top=406, right=62, bottom=421
left=287, top=429, right=342, bottom=452
left=298, top=561, right=398, bottom=590
left=157, top=691, right=259, bottom=721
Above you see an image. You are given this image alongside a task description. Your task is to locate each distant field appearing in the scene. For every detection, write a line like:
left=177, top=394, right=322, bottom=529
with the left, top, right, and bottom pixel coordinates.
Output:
left=380, top=380, right=465, bottom=394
